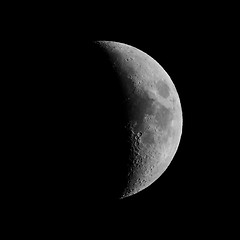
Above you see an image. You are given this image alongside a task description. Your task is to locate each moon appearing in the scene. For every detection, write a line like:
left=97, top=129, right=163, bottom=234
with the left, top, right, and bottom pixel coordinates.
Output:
left=87, top=41, right=182, bottom=199
left=19, top=39, right=183, bottom=208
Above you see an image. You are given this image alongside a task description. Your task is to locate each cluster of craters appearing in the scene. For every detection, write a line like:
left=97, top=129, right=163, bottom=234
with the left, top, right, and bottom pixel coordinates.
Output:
left=122, top=77, right=177, bottom=194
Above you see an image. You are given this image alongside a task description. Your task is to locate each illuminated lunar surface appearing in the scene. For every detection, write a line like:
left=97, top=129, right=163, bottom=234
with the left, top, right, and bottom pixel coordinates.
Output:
left=89, top=41, right=182, bottom=199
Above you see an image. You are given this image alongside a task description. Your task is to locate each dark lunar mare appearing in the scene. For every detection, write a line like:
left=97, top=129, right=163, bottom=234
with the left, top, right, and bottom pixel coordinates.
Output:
left=154, top=102, right=174, bottom=132
left=155, top=79, right=170, bottom=99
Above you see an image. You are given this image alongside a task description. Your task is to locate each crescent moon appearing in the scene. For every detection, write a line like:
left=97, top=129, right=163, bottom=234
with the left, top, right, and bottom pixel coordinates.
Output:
left=95, top=41, right=183, bottom=198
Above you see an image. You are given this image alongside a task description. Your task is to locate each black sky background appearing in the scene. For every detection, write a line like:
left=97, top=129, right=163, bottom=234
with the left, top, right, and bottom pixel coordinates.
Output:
left=5, top=8, right=235, bottom=232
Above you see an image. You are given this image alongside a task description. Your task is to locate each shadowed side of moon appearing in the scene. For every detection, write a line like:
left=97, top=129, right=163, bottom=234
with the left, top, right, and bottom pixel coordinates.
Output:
left=80, top=43, right=137, bottom=200
left=55, top=43, right=136, bottom=201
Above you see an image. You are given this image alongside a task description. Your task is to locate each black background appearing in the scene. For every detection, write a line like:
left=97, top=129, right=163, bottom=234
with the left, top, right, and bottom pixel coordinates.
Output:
left=15, top=35, right=213, bottom=213
left=5, top=11, right=234, bottom=232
